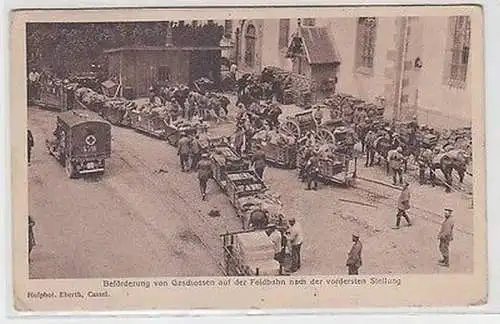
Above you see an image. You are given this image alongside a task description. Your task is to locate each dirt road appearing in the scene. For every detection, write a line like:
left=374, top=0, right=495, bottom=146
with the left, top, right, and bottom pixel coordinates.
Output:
left=28, top=104, right=473, bottom=279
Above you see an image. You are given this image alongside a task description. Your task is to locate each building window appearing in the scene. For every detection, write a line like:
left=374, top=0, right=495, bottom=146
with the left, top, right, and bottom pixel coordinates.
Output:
left=355, top=17, right=377, bottom=73
left=302, top=18, right=315, bottom=26
left=224, top=20, right=233, bottom=38
left=158, top=66, right=170, bottom=82
left=245, top=24, right=256, bottom=67
left=279, top=19, right=290, bottom=49
left=446, top=16, right=471, bottom=88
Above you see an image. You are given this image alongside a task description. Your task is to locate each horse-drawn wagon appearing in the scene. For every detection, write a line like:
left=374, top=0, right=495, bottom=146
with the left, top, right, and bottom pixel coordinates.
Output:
left=280, top=108, right=337, bottom=145
left=164, top=119, right=209, bottom=146
left=210, top=143, right=251, bottom=189
left=249, top=130, right=297, bottom=169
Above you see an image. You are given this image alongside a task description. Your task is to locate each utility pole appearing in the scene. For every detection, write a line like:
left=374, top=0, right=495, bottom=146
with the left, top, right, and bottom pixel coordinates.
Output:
left=394, top=16, right=410, bottom=124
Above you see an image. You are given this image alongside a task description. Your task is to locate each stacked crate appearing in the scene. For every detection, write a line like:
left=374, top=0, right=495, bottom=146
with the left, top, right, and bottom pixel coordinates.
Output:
left=232, top=231, right=281, bottom=276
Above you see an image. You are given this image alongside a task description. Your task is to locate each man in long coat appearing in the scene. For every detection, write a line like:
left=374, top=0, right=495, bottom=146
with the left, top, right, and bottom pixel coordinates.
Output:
left=346, top=233, right=362, bottom=275
left=252, top=147, right=267, bottom=180
left=177, top=132, right=192, bottom=172
left=197, top=153, right=213, bottom=200
left=394, top=182, right=412, bottom=229
left=28, top=215, right=36, bottom=262
left=438, top=208, right=454, bottom=267
left=27, top=129, right=34, bottom=165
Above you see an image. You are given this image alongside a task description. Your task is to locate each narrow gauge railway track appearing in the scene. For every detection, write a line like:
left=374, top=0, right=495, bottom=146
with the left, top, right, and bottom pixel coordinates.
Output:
left=110, top=134, right=232, bottom=276
left=105, top=112, right=474, bottom=240
left=351, top=180, right=473, bottom=237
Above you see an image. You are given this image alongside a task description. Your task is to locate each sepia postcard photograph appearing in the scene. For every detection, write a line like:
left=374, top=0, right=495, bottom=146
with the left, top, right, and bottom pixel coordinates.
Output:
left=10, top=5, right=487, bottom=312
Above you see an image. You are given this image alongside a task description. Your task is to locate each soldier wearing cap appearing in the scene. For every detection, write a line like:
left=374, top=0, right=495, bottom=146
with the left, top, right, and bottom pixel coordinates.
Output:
left=305, top=149, right=320, bottom=190
left=197, top=152, right=213, bottom=200
left=252, top=146, right=267, bottom=180
left=28, top=215, right=36, bottom=262
left=394, top=182, right=412, bottom=229
left=346, top=232, right=362, bottom=275
left=364, top=129, right=377, bottom=167
left=388, top=146, right=405, bottom=185
left=438, top=208, right=454, bottom=267
left=286, top=218, right=304, bottom=272
left=177, top=132, right=192, bottom=172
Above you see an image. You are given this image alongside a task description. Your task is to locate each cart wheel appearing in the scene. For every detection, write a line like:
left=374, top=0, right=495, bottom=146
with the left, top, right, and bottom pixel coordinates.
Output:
left=65, top=159, right=77, bottom=179
left=280, top=120, right=301, bottom=139
left=316, top=128, right=335, bottom=145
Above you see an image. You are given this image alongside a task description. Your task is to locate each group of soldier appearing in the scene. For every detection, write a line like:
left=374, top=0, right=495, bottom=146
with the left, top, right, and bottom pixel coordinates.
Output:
left=148, top=84, right=231, bottom=123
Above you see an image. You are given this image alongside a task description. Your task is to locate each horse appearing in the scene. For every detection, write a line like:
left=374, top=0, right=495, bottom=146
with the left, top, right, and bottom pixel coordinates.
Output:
left=373, top=135, right=393, bottom=174
left=433, top=149, right=470, bottom=191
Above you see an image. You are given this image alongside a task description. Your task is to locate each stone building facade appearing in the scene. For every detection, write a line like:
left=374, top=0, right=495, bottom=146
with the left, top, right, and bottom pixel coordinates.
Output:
left=224, top=16, right=473, bottom=129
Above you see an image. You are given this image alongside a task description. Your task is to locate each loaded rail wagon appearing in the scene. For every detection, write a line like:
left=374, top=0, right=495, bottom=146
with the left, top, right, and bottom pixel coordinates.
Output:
left=210, top=143, right=251, bottom=190
left=221, top=227, right=284, bottom=276
left=46, top=110, right=111, bottom=178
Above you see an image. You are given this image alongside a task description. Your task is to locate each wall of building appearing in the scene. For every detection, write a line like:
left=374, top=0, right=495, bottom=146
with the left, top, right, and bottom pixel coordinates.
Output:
left=228, top=16, right=473, bottom=128
left=414, top=17, right=472, bottom=128
left=117, top=50, right=191, bottom=97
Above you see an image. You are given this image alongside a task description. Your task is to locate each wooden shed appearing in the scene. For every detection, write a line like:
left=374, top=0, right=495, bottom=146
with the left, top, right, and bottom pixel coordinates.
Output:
left=286, top=26, right=341, bottom=100
left=104, top=46, right=222, bottom=98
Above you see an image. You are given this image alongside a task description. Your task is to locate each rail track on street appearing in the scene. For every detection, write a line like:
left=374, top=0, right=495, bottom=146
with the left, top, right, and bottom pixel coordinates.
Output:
left=111, top=135, right=231, bottom=276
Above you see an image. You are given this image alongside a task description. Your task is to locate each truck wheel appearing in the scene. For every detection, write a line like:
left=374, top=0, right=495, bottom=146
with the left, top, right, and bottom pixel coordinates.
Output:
left=65, top=160, right=77, bottom=179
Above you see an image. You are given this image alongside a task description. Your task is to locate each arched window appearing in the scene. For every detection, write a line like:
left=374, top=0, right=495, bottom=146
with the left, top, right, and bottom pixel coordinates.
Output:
left=447, top=16, right=471, bottom=87
left=355, top=17, right=377, bottom=71
left=245, top=24, right=256, bottom=67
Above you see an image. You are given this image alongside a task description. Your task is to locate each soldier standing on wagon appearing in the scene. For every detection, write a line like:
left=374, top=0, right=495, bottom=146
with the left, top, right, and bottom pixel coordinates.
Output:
left=197, top=153, right=213, bottom=201
left=177, top=132, right=191, bottom=172
left=393, top=182, right=412, bottom=229
left=438, top=208, right=454, bottom=267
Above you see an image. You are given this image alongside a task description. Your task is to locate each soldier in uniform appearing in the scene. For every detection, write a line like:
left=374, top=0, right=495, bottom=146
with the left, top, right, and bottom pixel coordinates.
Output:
left=346, top=232, right=362, bottom=275
left=313, top=106, right=323, bottom=125
left=438, top=208, right=454, bottom=267
left=190, top=135, right=202, bottom=171
left=298, top=145, right=314, bottom=181
left=252, top=146, right=267, bottom=180
left=197, top=153, right=213, bottom=201
left=305, top=149, right=320, bottom=190
left=286, top=218, right=304, bottom=272
left=28, top=215, right=36, bottom=262
left=268, top=103, right=282, bottom=130
left=177, top=132, right=192, bottom=172
left=27, top=129, right=34, bottom=166
left=233, top=127, right=245, bottom=155
left=418, top=147, right=435, bottom=185
left=364, top=130, right=376, bottom=167
left=388, top=146, right=405, bottom=185
left=394, top=182, right=412, bottom=229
